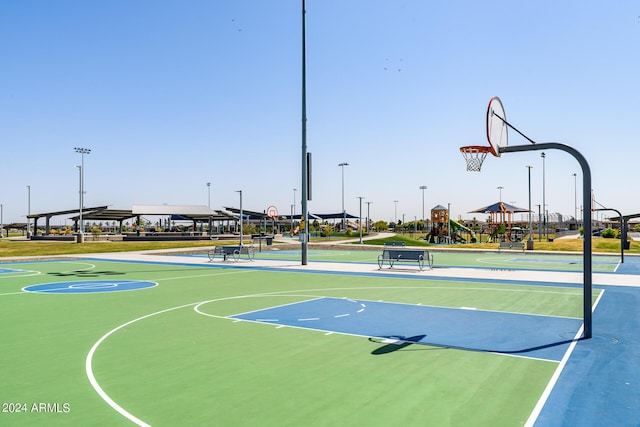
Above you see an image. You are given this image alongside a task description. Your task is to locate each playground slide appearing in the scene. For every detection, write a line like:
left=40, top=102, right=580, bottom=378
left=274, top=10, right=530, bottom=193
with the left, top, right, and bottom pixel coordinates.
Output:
left=450, top=219, right=476, bottom=238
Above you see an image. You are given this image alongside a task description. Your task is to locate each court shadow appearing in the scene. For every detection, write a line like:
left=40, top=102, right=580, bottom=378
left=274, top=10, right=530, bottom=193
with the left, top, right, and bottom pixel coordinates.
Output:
left=48, top=270, right=126, bottom=277
left=370, top=335, right=427, bottom=355
left=370, top=335, right=581, bottom=357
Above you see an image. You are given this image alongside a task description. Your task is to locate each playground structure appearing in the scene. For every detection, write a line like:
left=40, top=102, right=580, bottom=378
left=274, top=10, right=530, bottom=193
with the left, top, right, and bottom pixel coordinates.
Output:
left=427, top=205, right=476, bottom=244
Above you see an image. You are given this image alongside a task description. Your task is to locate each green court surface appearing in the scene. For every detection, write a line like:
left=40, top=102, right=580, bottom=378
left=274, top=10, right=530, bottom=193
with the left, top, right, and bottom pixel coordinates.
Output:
left=0, top=255, right=602, bottom=426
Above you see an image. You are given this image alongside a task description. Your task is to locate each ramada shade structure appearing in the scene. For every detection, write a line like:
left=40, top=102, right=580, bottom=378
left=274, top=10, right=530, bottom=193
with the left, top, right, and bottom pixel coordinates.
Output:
left=470, top=201, right=531, bottom=233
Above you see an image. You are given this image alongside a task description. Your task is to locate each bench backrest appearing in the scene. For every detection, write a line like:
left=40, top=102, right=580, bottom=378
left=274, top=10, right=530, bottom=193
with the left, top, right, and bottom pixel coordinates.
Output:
left=500, top=242, right=524, bottom=247
left=384, top=241, right=406, bottom=247
left=216, top=246, right=240, bottom=254
left=382, top=248, right=426, bottom=260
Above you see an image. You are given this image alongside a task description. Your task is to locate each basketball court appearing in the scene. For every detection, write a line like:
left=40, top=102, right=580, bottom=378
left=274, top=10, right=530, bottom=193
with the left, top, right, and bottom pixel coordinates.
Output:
left=1, top=247, right=638, bottom=426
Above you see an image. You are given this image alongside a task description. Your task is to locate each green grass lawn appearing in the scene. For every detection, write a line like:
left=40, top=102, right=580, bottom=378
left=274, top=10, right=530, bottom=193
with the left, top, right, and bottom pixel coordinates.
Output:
left=0, top=234, right=635, bottom=258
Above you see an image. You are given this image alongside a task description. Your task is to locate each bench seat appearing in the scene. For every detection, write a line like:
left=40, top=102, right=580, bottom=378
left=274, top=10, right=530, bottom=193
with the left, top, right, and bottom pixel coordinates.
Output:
left=208, top=245, right=255, bottom=262
left=498, top=241, right=525, bottom=252
left=378, top=248, right=433, bottom=271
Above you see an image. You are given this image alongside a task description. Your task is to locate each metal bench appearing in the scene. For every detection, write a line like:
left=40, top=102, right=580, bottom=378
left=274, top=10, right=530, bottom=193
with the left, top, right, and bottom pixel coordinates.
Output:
left=207, top=245, right=255, bottom=262
left=384, top=241, right=406, bottom=247
left=498, top=241, right=525, bottom=252
left=378, top=248, right=433, bottom=271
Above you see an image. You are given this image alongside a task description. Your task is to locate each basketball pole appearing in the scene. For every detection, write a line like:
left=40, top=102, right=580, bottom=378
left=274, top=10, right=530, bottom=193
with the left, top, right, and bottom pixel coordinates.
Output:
left=500, top=142, right=592, bottom=339
left=300, top=0, right=308, bottom=265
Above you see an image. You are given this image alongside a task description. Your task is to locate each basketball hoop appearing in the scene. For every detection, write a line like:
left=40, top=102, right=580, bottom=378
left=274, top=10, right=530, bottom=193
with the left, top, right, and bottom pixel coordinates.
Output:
left=460, top=145, right=491, bottom=172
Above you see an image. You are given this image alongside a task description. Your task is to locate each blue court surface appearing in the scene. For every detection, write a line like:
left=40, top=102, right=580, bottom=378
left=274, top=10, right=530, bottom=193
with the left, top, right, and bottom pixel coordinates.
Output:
left=23, top=279, right=157, bottom=294
left=232, top=297, right=582, bottom=362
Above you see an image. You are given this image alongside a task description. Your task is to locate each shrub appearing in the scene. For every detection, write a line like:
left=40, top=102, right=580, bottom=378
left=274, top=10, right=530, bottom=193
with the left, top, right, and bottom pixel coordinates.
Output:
left=601, top=227, right=616, bottom=238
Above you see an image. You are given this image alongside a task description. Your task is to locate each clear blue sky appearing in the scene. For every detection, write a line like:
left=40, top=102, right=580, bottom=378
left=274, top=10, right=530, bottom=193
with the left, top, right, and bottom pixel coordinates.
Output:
left=1, top=1, right=638, bottom=226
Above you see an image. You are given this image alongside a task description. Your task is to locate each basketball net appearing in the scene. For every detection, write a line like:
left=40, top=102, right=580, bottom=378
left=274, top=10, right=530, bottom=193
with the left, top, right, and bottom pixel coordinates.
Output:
left=460, top=146, right=491, bottom=172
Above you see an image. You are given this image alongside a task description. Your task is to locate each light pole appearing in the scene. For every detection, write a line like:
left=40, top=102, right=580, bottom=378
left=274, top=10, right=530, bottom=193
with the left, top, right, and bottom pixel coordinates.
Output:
left=357, top=196, right=364, bottom=244
left=497, top=186, right=504, bottom=202
left=573, top=173, right=577, bottom=228
left=207, top=182, right=211, bottom=208
left=365, top=201, right=372, bottom=234
left=74, top=147, right=91, bottom=240
left=236, top=190, right=243, bottom=246
left=338, top=162, right=348, bottom=231
left=0, top=203, right=3, bottom=238
left=526, top=166, right=533, bottom=249
left=26, top=185, right=31, bottom=238
left=76, top=165, right=82, bottom=237
left=541, top=152, right=546, bottom=239
left=447, top=202, right=451, bottom=242
left=419, top=185, right=427, bottom=231
left=393, top=200, right=398, bottom=225
left=293, top=188, right=297, bottom=222
left=537, top=204, right=542, bottom=241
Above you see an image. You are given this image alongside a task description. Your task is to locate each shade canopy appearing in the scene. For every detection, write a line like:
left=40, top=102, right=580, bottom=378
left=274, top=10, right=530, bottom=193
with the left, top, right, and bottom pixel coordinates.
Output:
left=470, top=201, right=530, bottom=214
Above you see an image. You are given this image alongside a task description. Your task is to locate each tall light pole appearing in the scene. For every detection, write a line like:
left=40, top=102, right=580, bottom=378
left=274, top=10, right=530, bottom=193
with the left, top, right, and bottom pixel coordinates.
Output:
left=0, top=203, right=3, bottom=238
left=526, top=166, right=533, bottom=248
left=541, top=152, right=546, bottom=239
left=207, top=182, right=211, bottom=208
left=76, top=166, right=82, bottom=237
left=419, top=185, right=427, bottom=231
left=26, top=185, right=31, bottom=238
left=74, top=147, right=91, bottom=241
left=236, top=190, right=243, bottom=247
left=393, top=200, right=399, bottom=226
left=357, top=196, right=364, bottom=244
left=338, top=162, right=348, bottom=231
left=300, top=0, right=309, bottom=265
left=573, top=173, right=577, bottom=228
left=447, top=202, right=451, bottom=242
left=497, top=186, right=504, bottom=202
left=365, top=201, right=372, bottom=233
left=293, top=188, right=297, bottom=220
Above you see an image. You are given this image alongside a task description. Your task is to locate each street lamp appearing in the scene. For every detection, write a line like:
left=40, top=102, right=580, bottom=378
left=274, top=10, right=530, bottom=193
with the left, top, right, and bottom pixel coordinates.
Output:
left=541, top=152, right=546, bottom=239
left=74, top=147, right=91, bottom=240
left=76, top=165, right=82, bottom=237
left=357, top=196, right=364, bottom=244
left=497, top=186, right=504, bottom=202
left=235, top=190, right=243, bottom=246
left=26, top=185, right=31, bottom=238
left=526, top=166, right=533, bottom=248
left=293, top=188, right=297, bottom=226
left=365, top=201, right=373, bottom=234
left=419, top=185, right=427, bottom=230
left=207, top=182, right=211, bottom=208
left=573, top=173, right=577, bottom=228
left=393, top=200, right=399, bottom=225
left=338, top=162, right=348, bottom=231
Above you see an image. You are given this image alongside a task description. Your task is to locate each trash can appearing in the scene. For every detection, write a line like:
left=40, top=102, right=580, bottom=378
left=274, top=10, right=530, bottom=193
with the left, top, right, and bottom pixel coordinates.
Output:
left=266, top=237, right=273, bottom=246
